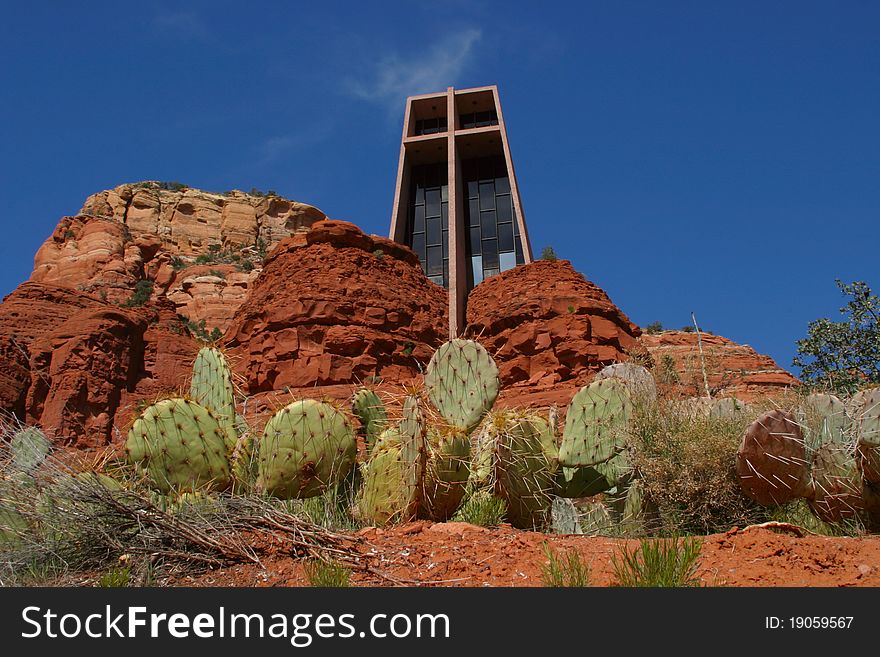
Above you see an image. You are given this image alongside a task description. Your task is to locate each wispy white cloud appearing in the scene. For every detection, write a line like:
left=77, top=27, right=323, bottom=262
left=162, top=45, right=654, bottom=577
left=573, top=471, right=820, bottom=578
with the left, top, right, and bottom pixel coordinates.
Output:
left=153, top=10, right=209, bottom=40
left=257, top=120, right=335, bottom=165
left=346, top=29, right=482, bottom=108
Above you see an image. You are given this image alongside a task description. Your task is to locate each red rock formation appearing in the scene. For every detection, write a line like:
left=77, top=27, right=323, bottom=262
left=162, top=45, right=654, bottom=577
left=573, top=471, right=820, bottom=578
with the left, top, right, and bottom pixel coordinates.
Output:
left=466, top=260, right=641, bottom=387
left=26, top=308, right=146, bottom=447
left=225, top=220, right=448, bottom=392
left=29, top=183, right=327, bottom=328
left=163, top=264, right=256, bottom=334
left=640, top=330, right=799, bottom=400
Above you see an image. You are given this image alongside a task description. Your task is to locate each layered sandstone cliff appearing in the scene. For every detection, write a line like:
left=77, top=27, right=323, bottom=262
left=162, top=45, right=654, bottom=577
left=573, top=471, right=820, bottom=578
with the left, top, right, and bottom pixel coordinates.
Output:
left=640, top=330, right=799, bottom=400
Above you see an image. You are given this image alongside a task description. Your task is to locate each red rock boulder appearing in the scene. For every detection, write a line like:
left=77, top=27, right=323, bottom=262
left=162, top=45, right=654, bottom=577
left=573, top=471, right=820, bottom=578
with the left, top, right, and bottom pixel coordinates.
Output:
left=26, top=308, right=147, bottom=447
left=225, top=220, right=448, bottom=392
left=465, top=260, right=641, bottom=386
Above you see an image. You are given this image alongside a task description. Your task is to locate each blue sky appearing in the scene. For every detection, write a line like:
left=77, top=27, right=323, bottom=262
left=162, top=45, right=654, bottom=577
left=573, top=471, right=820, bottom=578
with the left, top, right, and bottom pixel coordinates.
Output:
left=1, top=1, right=877, bottom=373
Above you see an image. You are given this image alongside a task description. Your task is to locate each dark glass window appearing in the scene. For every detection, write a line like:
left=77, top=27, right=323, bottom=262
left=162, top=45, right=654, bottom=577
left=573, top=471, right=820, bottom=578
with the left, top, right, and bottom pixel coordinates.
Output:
left=462, top=154, right=519, bottom=285
left=459, top=109, right=498, bottom=130
left=480, top=211, right=496, bottom=238
left=414, top=117, right=448, bottom=136
left=497, top=195, right=512, bottom=222
left=407, top=163, right=449, bottom=287
left=498, top=222, right=514, bottom=252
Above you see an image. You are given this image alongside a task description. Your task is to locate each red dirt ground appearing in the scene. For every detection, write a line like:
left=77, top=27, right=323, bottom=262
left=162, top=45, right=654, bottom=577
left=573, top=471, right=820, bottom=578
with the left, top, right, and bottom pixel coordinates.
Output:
left=167, top=524, right=880, bottom=588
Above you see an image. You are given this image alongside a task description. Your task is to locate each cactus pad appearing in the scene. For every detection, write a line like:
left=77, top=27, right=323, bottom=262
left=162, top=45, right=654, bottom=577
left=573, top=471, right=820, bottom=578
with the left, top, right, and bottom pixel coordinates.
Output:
left=797, top=392, right=849, bottom=453
left=807, top=443, right=863, bottom=523
left=125, top=398, right=231, bottom=493
left=558, top=378, right=632, bottom=468
left=351, top=388, right=388, bottom=454
left=853, top=389, right=880, bottom=484
left=424, top=339, right=500, bottom=431
left=190, top=347, right=237, bottom=451
left=419, top=426, right=471, bottom=521
left=9, top=426, right=51, bottom=475
left=490, top=412, right=555, bottom=530
left=735, top=409, right=810, bottom=506
left=257, top=400, right=356, bottom=499
left=594, top=362, right=657, bottom=403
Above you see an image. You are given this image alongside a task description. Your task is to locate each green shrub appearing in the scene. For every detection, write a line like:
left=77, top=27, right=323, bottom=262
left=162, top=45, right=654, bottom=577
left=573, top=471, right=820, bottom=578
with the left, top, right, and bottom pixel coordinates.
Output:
left=628, top=396, right=764, bottom=534
left=121, top=280, right=153, bottom=308
left=539, top=246, right=558, bottom=261
left=302, top=559, right=351, bottom=587
left=540, top=544, right=591, bottom=587
left=453, top=490, right=506, bottom=528
left=645, top=321, right=664, bottom=334
left=611, top=535, right=702, bottom=587
left=97, top=566, right=131, bottom=588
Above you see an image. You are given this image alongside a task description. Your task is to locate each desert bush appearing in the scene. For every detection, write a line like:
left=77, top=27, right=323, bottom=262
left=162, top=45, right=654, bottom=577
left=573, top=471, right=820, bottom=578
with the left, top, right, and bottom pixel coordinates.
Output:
left=540, top=543, right=591, bottom=587
left=611, top=535, right=702, bottom=587
left=121, top=280, right=153, bottom=308
left=628, top=396, right=767, bottom=534
left=539, top=246, right=558, bottom=261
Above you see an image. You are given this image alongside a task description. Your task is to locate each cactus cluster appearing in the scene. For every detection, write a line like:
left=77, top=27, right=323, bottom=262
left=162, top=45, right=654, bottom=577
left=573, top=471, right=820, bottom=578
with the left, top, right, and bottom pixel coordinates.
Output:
left=125, top=346, right=357, bottom=500
left=354, top=342, right=661, bottom=532
left=735, top=390, right=880, bottom=528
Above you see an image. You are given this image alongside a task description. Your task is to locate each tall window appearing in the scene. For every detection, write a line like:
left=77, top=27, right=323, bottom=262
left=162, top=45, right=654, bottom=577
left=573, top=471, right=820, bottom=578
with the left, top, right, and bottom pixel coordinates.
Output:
left=408, top=163, right=448, bottom=287
left=462, top=155, right=523, bottom=288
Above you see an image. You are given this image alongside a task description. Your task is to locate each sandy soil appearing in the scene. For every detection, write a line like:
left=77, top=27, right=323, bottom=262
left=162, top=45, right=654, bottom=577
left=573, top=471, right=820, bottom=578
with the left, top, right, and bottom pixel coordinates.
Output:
left=167, top=523, right=880, bottom=588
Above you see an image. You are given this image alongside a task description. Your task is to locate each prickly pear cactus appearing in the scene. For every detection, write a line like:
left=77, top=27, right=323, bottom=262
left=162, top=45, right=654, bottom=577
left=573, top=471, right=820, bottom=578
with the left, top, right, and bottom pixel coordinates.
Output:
left=419, top=426, right=471, bottom=521
left=735, top=409, right=810, bottom=506
left=357, top=431, right=407, bottom=526
left=594, top=362, right=657, bottom=403
left=708, top=397, right=748, bottom=420
left=489, top=412, right=555, bottom=530
left=257, top=399, right=356, bottom=499
left=190, top=347, right=237, bottom=451
left=853, top=389, right=880, bottom=484
left=551, top=497, right=582, bottom=534
left=558, top=378, right=632, bottom=468
left=125, top=398, right=231, bottom=494
left=797, top=393, right=849, bottom=453
left=0, top=505, right=28, bottom=548
left=399, top=395, right=427, bottom=515
left=807, top=443, right=863, bottom=523
left=351, top=388, right=388, bottom=454
left=9, top=426, right=51, bottom=475
left=424, top=339, right=500, bottom=432
left=556, top=464, right=612, bottom=498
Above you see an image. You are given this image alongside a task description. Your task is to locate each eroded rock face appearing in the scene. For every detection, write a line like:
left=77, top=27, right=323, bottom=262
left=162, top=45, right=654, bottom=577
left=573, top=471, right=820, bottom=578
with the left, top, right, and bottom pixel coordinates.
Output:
left=26, top=308, right=147, bottom=448
left=465, top=260, right=641, bottom=387
left=225, top=220, right=448, bottom=391
left=29, top=182, right=327, bottom=330
left=79, top=182, right=326, bottom=253
left=164, top=264, right=257, bottom=334
left=0, top=284, right=148, bottom=445
left=640, top=330, right=799, bottom=400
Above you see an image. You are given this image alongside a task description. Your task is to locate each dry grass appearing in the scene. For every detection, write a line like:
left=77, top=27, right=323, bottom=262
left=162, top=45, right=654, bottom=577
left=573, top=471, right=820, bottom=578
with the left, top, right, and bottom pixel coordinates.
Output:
left=627, top=395, right=769, bottom=534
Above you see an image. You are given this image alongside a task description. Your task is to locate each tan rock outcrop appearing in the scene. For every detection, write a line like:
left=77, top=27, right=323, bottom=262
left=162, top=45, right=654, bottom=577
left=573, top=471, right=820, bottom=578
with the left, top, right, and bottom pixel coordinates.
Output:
left=79, top=182, right=325, bottom=254
left=640, top=330, right=799, bottom=400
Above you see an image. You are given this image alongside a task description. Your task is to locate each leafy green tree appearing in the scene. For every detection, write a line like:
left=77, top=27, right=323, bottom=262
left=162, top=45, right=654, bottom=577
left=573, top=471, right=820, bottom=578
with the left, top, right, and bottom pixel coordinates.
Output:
left=793, top=280, right=880, bottom=392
